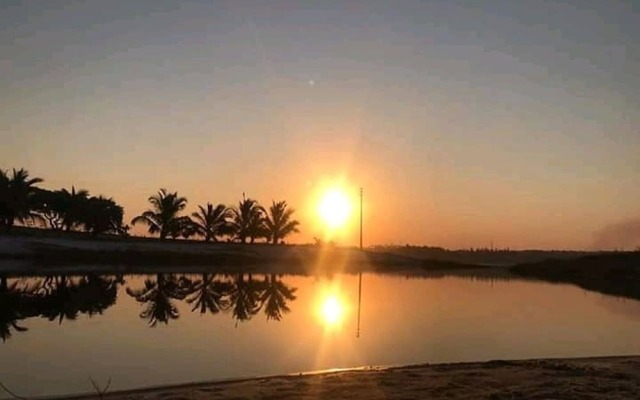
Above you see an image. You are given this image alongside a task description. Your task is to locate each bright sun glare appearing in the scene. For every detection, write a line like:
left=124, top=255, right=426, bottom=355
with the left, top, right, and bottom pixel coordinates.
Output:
left=320, top=296, right=345, bottom=326
left=318, top=189, right=351, bottom=229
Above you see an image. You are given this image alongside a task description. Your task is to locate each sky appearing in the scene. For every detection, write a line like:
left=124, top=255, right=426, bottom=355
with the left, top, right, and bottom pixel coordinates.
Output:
left=1, top=0, right=639, bottom=250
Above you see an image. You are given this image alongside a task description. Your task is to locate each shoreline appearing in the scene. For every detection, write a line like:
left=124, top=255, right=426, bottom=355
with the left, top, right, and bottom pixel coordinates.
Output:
left=32, top=355, right=640, bottom=400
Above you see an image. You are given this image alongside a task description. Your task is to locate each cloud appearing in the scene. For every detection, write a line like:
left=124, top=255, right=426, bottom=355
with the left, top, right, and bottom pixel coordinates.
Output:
left=592, top=218, right=640, bottom=250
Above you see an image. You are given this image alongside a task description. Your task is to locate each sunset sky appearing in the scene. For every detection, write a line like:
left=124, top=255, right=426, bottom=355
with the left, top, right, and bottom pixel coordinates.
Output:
left=1, top=1, right=639, bottom=249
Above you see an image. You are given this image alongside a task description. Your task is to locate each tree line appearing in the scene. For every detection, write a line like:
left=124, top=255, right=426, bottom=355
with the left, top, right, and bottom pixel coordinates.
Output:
left=0, top=168, right=300, bottom=243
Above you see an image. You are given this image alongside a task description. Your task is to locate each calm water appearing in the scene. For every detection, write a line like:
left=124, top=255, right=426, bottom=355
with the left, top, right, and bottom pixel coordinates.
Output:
left=1, top=272, right=640, bottom=397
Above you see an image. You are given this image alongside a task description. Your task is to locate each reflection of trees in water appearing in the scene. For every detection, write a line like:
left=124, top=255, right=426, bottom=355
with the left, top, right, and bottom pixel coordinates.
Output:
left=0, top=276, right=29, bottom=342
left=185, top=273, right=232, bottom=315
left=182, top=273, right=298, bottom=324
left=2, top=272, right=299, bottom=339
left=35, top=275, right=121, bottom=323
left=126, top=274, right=191, bottom=327
left=0, top=274, right=121, bottom=342
left=227, top=273, right=262, bottom=322
left=134, top=273, right=299, bottom=325
left=186, top=273, right=298, bottom=323
left=259, top=274, right=297, bottom=321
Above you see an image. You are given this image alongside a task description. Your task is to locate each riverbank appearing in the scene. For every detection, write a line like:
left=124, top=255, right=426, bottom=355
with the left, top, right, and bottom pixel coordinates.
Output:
left=52, top=356, right=640, bottom=400
left=511, top=251, right=640, bottom=301
left=0, top=231, right=484, bottom=275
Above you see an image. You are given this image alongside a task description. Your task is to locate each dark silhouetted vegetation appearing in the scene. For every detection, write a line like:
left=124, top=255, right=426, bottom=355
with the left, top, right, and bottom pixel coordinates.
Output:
left=264, top=201, right=300, bottom=244
left=131, top=189, right=188, bottom=240
left=2, top=167, right=302, bottom=244
left=511, top=251, right=640, bottom=301
left=190, top=203, right=232, bottom=242
left=0, top=169, right=43, bottom=230
left=1, top=168, right=128, bottom=236
left=229, top=195, right=267, bottom=243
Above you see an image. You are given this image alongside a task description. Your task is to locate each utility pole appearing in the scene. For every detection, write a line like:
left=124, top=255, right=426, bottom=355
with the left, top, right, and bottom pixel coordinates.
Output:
left=357, top=187, right=363, bottom=338
left=359, top=187, right=363, bottom=251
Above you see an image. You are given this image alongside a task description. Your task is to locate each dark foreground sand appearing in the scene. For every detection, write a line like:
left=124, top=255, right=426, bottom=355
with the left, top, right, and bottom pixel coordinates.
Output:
left=62, top=356, right=640, bottom=400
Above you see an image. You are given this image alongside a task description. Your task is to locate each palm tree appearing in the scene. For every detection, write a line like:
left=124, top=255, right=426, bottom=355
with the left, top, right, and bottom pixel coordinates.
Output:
left=58, top=186, right=90, bottom=231
left=259, top=274, right=297, bottom=321
left=185, top=274, right=232, bottom=315
left=230, top=195, right=266, bottom=243
left=191, top=203, right=231, bottom=242
left=131, top=189, right=187, bottom=239
left=0, top=168, right=44, bottom=229
left=264, top=201, right=300, bottom=244
left=126, top=274, right=190, bottom=326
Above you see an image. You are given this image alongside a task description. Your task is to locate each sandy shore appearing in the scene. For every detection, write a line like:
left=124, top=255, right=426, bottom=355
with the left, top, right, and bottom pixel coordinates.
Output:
left=55, top=356, right=640, bottom=400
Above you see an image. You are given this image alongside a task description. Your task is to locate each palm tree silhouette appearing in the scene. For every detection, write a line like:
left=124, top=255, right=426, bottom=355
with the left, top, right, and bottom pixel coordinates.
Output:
left=191, top=203, right=232, bottom=242
left=227, top=273, right=262, bottom=322
left=58, top=187, right=90, bottom=231
left=259, top=274, right=297, bottom=321
left=264, top=201, right=300, bottom=244
left=131, top=189, right=188, bottom=239
left=126, top=274, right=190, bottom=326
left=230, top=195, right=266, bottom=243
left=185, top=274, right=232, bottom=314
left=0, top=168, right=43, bottom=230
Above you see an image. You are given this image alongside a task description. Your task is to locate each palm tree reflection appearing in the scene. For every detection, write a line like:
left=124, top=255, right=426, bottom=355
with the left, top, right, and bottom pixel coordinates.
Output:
left=259, top=274, right=297, bottom=321
left=1, top=272, right=299, bottom=339
left=185, top=274, right=232, bottom=315
left=227, top=273, right=262, bottom=322
left=126, top=274, right=191, bottom=327
left=0, top=275, right=29, bottom=342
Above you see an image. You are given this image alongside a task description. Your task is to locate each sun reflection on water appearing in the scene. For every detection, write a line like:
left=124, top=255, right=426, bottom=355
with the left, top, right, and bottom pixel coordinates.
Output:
left=319, top=295, right=344, bottom=326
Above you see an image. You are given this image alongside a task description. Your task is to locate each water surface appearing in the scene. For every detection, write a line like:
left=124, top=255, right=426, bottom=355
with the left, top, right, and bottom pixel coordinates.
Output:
left=1, top=272, right=639, bottom=397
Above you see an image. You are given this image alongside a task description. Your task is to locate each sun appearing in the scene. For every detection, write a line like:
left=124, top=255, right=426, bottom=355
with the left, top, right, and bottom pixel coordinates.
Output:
left=319, top=295, right=345, bottom=326
left=317, top=189, right=351, bottom=229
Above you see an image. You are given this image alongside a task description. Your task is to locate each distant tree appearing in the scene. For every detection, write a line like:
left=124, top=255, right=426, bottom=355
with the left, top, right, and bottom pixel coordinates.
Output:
left=0, top=168, right=44, bottom=230
left=191, top=203, right=232, bottom=242
left=263, top=200, right=300, bottom=244
left=131, top=189, right=187, bottom=239
left=230, top=195, right=266, bottom=243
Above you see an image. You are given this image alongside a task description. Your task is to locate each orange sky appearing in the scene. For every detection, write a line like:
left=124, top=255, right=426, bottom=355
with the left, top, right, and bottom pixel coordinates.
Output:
left=2, top=2, right=640, bottom=249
